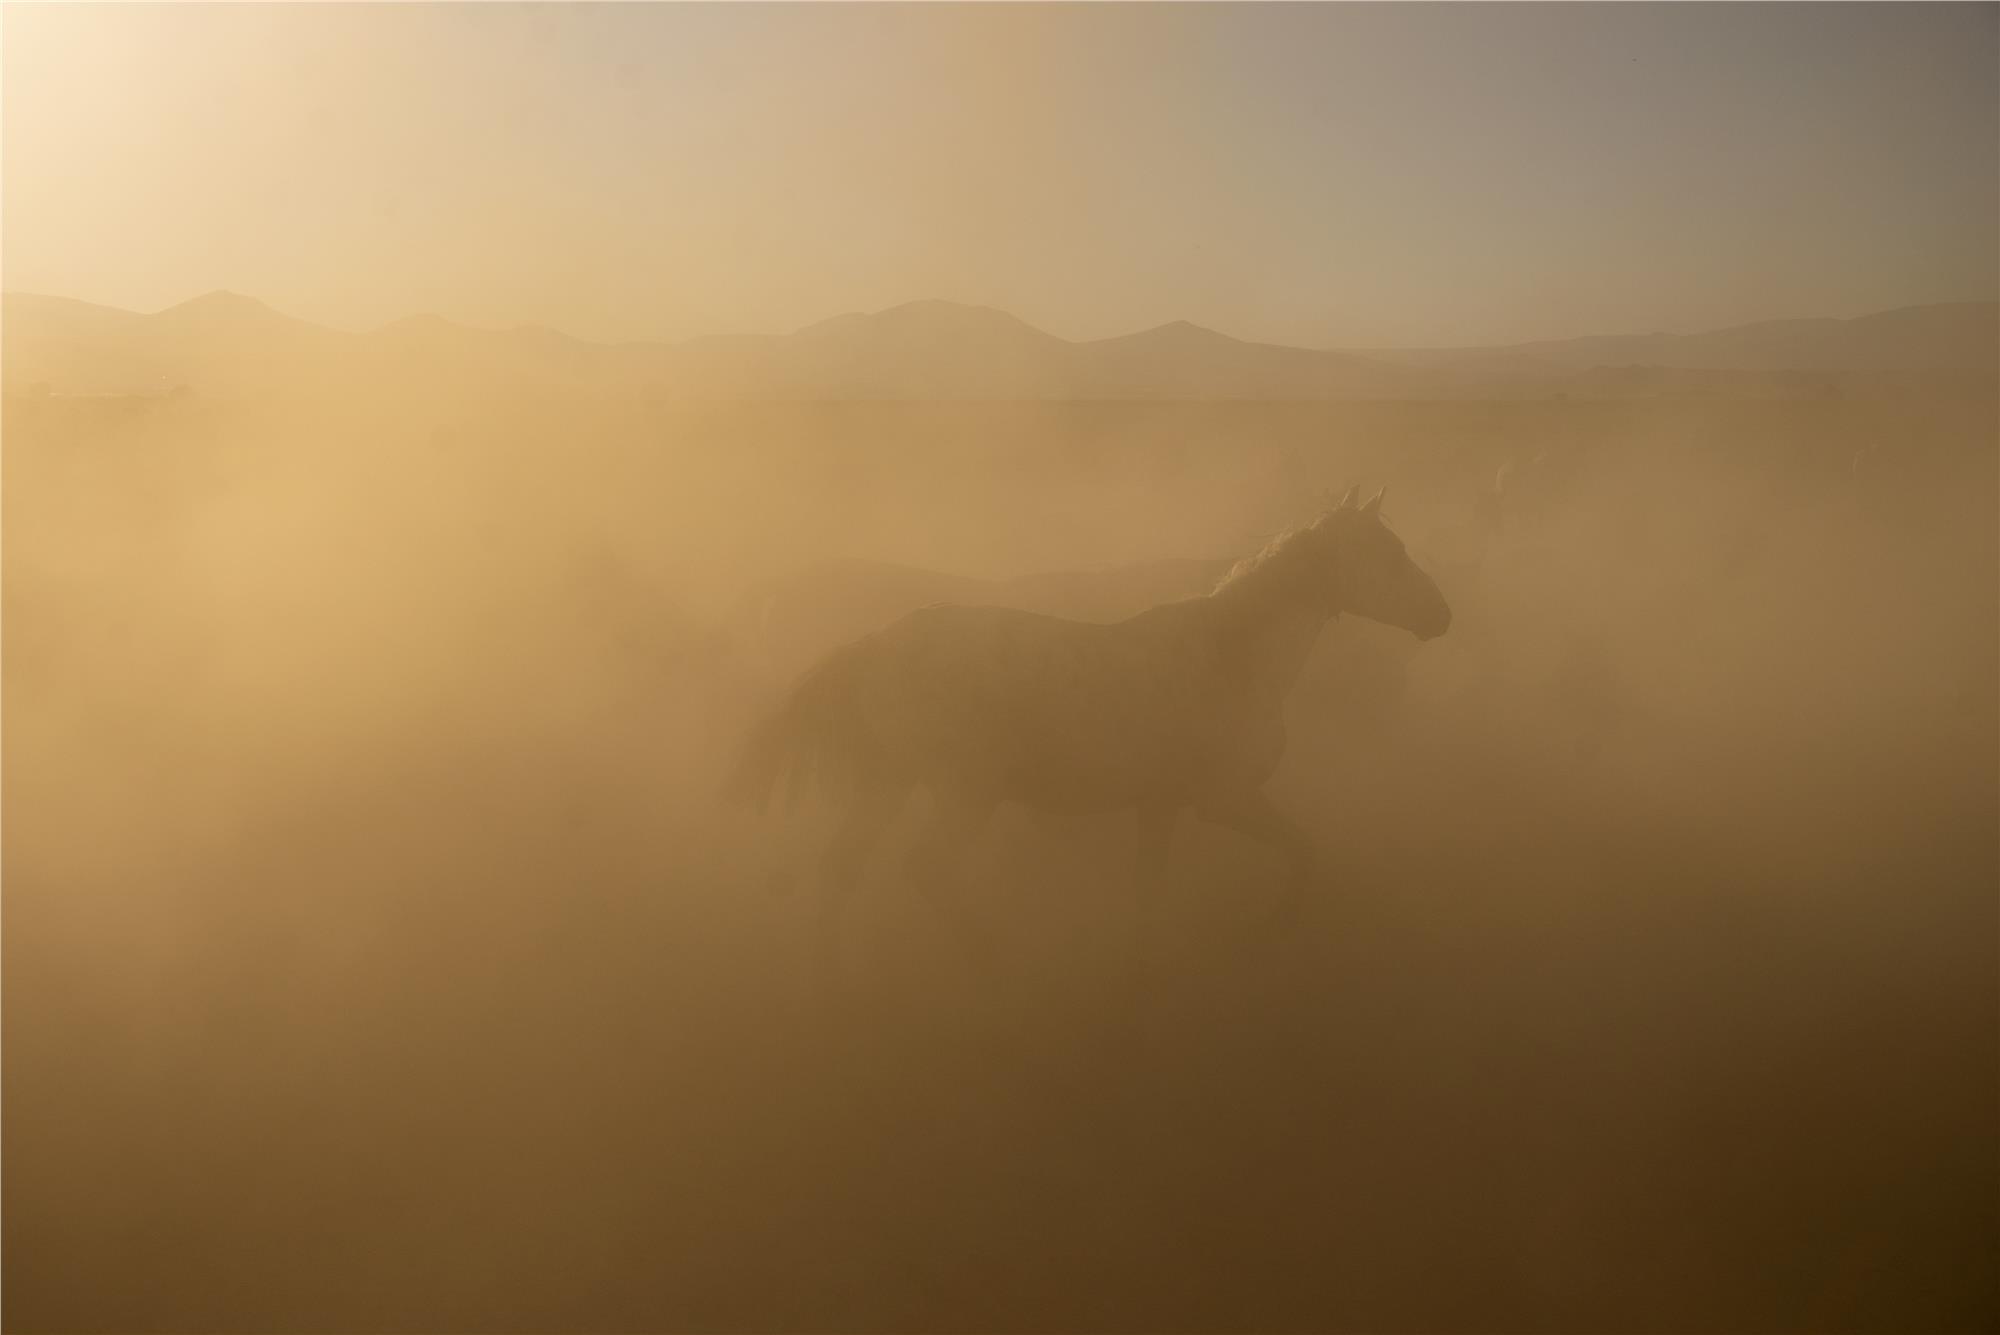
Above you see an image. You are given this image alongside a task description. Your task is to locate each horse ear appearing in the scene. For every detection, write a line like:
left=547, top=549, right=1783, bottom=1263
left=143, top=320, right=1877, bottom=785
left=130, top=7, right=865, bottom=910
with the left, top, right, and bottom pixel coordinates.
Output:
left=1334, top=485, right=1361, bottom=511
left=1361, top=486, right=1386, bottom=518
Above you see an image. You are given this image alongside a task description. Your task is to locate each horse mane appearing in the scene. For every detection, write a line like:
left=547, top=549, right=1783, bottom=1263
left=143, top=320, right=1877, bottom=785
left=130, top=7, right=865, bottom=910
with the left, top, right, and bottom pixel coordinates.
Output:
left=1210, top=521, right=1327, bottom=603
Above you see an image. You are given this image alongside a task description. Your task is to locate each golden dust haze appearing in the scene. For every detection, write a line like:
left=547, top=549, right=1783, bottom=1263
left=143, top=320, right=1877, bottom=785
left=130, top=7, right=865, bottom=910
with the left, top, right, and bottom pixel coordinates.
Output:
left=3, top=3, right=1997, bottom=1334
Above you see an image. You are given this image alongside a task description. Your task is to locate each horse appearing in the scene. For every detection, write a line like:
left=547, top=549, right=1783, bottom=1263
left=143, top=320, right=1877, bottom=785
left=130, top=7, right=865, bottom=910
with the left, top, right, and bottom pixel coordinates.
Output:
left=725, top=486, right=1451, bottom=989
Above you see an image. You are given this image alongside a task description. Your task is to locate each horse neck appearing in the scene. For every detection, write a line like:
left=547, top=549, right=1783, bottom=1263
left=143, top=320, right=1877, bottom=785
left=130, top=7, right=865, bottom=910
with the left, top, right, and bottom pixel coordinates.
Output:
left=1204, top=556, right=1335, bottom=704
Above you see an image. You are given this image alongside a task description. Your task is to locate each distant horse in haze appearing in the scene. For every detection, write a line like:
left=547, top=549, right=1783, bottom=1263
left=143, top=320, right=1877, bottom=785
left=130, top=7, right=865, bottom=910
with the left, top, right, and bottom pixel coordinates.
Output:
left=1491, top=445, right=1606, bottom=544
left=726, top=487, right=1451, bottom=987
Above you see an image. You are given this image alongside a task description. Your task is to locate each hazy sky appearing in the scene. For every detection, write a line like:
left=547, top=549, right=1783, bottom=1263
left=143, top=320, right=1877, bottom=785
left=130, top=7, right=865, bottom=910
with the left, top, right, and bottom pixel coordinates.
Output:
left=4, top=3, right=1995, bottom=347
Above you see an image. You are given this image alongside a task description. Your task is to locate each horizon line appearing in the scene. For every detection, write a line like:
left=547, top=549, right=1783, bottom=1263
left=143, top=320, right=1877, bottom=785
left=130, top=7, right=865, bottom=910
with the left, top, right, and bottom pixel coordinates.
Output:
left=5, top=287, right=1995, bottom=358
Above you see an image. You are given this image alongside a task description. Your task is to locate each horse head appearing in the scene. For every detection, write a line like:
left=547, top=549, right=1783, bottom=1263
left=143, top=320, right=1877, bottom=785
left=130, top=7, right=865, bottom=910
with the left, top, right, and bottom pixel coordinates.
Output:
left=1310, top=485, right=1452, bottom=641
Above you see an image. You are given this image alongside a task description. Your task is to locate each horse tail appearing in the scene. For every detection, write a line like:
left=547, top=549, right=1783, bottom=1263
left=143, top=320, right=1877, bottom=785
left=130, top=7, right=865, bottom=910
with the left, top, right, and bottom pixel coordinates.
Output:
left=720, top=642, right=868, bottom=816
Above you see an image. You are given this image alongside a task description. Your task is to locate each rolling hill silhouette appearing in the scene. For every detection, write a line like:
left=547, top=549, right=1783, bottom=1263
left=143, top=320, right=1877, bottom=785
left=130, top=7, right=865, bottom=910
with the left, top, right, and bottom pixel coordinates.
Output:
left=1365, top=302, right=2000, bottom=376
left=4, top=290, right=1992, bottom=399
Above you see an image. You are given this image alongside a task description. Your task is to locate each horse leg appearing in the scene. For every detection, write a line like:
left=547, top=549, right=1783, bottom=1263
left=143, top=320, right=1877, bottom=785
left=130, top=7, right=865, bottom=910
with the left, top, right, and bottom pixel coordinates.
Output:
left=1194, top=788, right=1315, bottom=935
left=817, top=784, right=904, bottom=999
left=903, top=790, right=998, bottom=980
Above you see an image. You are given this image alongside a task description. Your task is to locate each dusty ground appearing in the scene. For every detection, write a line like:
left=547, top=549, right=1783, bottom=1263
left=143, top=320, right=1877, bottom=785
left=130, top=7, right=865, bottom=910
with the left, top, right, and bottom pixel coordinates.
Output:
left=5, top=391, right=1995, bottom=1332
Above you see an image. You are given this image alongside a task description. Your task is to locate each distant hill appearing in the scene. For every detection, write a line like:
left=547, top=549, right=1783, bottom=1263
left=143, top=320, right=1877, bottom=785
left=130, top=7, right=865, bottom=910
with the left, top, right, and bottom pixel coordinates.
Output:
left=704, top=300, right=1074, bottom=398
left=4, top=290, right=1991, bottom=400
left=1362, top=302, right=1999, bottom=378
left=5, top=291, right=355, bottom=397
left=1073, top=320, right=1424, bottom=399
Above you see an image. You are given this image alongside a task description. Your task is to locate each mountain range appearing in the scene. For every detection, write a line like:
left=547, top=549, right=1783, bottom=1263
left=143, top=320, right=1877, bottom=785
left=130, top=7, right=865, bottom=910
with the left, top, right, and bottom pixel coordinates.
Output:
left=4, top=290, right=1993, bottom=400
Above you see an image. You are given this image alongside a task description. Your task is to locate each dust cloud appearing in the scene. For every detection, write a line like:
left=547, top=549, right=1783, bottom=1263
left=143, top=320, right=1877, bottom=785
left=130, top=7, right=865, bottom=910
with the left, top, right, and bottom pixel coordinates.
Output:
left=4, top=383, right=1996, bottom=1331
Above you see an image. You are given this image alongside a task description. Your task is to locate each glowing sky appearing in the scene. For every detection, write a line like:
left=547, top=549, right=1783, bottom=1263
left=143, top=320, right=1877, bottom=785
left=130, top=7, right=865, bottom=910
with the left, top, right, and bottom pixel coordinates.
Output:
left=4, top=3, right=1994, bottom=347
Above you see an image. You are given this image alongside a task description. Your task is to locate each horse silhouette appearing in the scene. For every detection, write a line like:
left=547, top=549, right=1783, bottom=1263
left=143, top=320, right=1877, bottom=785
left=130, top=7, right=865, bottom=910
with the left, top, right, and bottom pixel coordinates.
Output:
left=727, top=487, right=1450, bottom=988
